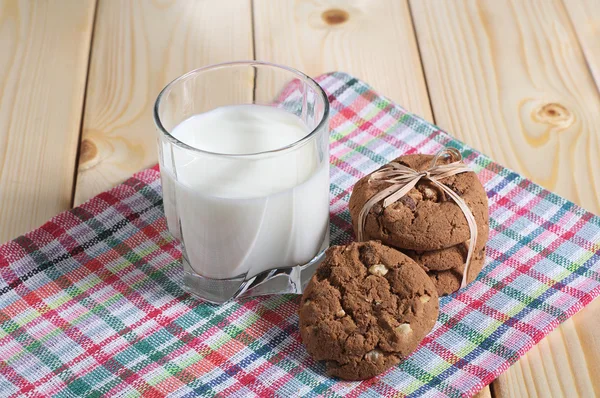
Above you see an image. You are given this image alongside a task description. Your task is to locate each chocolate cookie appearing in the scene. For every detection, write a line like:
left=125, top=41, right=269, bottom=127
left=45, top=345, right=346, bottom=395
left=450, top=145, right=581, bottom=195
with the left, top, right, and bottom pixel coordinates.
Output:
left=299, top=241, right=439, bottom=380
left=349, top=154, right=489, bottom=251
left=427, top=249, right=486, bottom=296
left=403, top=227, right=489, bottom=272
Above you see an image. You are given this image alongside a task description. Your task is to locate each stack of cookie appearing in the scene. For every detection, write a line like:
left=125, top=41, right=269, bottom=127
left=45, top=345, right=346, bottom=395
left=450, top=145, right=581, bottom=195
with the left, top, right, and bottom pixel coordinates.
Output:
left=348, top=154, right=489, bottom=296
left=298, top=152, right=489, bottom=380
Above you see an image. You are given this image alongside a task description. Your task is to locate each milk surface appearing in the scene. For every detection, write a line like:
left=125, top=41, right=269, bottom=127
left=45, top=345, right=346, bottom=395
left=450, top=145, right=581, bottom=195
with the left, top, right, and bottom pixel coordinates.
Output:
left=161, top=105, right=330, bottom=279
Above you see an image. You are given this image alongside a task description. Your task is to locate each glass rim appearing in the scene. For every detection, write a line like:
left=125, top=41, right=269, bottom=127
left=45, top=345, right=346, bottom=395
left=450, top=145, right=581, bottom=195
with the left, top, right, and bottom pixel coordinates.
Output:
left=153, top=61, right=330, bottom=158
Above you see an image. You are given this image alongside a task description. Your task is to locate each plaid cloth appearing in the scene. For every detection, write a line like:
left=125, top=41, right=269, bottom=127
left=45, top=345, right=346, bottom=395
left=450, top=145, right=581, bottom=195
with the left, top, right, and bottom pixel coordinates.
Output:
left=1, top=73, right=599, bottom=398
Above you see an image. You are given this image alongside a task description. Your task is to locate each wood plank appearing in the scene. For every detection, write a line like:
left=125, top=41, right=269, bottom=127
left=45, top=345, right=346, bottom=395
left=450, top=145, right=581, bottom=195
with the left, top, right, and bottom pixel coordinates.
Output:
left=410, top=0, right=600, bottom=214
left=410, top=0, right=600, bottom=396
left=73, top=0, right=253, bottom=205
left=564, top=0, right=600, bottom=89
left=0, top=0, right=96, bottom=242
left=253, top=1, right=487, bottom=395
left=252, top=0, right=432, bottom=120
left=474, top=386, right=493, bottom=398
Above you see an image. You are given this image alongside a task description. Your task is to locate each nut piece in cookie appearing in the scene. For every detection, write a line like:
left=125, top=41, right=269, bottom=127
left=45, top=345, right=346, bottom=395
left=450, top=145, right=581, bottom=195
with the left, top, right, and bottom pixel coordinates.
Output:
left=298, top=241, right=439, bottom=380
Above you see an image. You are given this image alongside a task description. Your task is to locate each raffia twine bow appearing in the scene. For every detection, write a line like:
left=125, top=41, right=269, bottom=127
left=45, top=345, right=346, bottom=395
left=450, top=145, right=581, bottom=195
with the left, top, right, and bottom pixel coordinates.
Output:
left=357, top=148, right=478, bottom=289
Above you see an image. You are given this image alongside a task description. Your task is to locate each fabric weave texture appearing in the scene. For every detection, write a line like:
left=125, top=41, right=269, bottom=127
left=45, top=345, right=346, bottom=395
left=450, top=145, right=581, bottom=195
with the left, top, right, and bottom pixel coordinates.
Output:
left=1, top=72, right=599, bottom=397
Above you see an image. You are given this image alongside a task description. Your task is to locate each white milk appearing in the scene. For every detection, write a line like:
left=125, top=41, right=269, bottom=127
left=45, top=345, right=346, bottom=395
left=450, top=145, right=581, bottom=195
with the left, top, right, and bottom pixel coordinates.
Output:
left=161, top=105, right=329, bottom=279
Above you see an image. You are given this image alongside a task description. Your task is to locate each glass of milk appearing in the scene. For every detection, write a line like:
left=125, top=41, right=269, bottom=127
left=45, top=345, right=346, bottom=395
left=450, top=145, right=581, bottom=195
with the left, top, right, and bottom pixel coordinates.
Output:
left=153, top=62, right=330, bottom=303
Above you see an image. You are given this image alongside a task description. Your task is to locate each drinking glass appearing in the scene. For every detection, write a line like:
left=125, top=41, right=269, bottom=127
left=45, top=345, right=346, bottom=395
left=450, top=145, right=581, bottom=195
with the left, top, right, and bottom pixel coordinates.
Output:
left=154, top=61, right=330, bottom=304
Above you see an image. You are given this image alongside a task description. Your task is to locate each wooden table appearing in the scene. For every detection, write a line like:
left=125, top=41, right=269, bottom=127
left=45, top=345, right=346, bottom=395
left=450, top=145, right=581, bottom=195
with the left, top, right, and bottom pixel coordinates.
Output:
left=1, top=0, right=599, bottom=396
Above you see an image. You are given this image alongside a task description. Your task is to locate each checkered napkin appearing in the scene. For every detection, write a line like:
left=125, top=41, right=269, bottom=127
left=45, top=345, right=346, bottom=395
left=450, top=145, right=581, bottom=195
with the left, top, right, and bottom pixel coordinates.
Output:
left=1, top=73, right=600, bottom=398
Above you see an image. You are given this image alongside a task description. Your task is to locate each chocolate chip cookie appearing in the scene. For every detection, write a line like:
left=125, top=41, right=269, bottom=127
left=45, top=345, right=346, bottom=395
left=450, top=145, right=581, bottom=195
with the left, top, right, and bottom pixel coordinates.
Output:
left=349, top=154, right=489, bottom=251
left=427, top=248, right=486, bottom=296
left=299, top=241, right=439, bottom=380
left=402, top=227, right=488, bottom=272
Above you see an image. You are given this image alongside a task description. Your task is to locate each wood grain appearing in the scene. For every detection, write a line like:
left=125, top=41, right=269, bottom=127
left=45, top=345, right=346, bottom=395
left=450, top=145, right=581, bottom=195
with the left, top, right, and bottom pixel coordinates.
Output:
left=564, top=0, right=600, bottom=90
left=410, top=0, right=600, bottom=396
left=252, top=0, right=433, bottom=120
left=474, top=385, right=492, bottom=398
left=0, top=0, right=96, bottom=242
left=73, top=0, right=253, bottom=205
left=410, top=0, right=600, bottom=214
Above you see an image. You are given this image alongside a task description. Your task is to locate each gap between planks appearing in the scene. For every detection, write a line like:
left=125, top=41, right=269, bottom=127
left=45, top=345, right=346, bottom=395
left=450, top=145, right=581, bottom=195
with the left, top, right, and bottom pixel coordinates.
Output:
left=70, top=0, right=100, bottom=208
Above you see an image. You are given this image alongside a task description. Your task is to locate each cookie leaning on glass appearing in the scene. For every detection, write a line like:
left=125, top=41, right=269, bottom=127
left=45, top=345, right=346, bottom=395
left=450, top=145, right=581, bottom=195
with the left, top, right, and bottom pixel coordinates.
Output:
left=348, top=149, right=490, bottom=296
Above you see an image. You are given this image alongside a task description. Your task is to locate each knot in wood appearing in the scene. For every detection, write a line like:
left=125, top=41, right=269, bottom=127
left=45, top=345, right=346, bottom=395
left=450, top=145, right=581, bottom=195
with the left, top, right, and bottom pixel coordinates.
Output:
left=535, top=102, right=573, bottom=127
left=322, top=9, right=349, bottom=25
left=79, top=139, right=98, bottom=165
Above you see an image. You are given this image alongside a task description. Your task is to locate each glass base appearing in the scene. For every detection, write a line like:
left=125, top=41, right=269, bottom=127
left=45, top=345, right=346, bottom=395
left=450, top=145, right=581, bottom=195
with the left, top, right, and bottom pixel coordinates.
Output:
left=182, top=247, right=328, bottom=304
